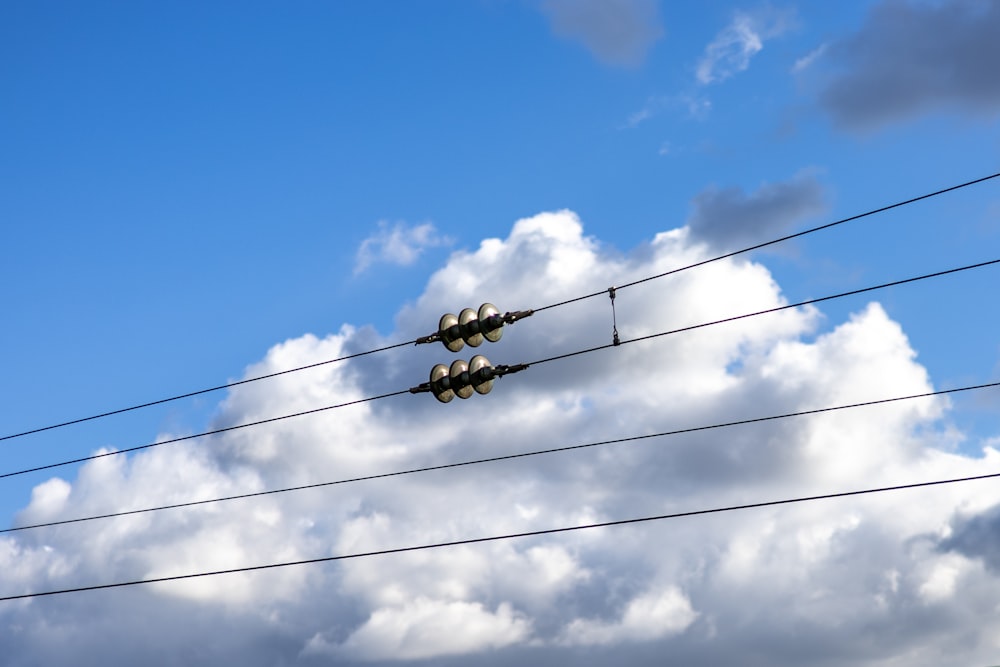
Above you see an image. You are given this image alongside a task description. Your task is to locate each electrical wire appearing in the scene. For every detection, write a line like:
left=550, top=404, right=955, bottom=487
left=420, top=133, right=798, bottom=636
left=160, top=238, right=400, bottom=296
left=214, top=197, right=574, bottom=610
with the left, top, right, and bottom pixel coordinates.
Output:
left=528, top=258, right=1000, bottom=367
left=5, top=171, right=997, bottom=445
left=0, top=390, right=410, bottom=481
left=4, top=467, right=999, bottom=602
left=533, top=171, right=1000, bottom=312
left=0, top=340, right=416, bottom=443
left=2, top=257, right=996, bottom=482
left=5, top=381, right=996, bottom=536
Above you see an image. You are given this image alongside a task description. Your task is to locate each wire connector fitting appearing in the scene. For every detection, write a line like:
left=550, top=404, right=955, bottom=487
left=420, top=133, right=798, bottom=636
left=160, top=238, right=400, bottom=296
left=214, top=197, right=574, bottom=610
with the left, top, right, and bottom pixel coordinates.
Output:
left=409, top=359, right=529, bottom=400
left=608, top=287, right=620, bottom=346
left=415, top=304, right=532, bottom=350
left=501, top=309, right=534, bottom=325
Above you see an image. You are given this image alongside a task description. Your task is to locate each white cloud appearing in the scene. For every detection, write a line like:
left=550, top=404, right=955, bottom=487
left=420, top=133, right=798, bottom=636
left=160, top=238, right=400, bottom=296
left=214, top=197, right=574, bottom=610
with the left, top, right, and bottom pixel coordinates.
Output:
left=917, top=553, right=973, bottom=603
left=622, top=94, right=712, bottom=128
left=560, top=587, right=698, bottom=645
left=541, top=0, right=664, bottom=67
left=792, top=42, right=827, bottom=73
left=3, top=209, right=1000, bottom=665
left=697, top=8, right=795, bottom=85
left=625, top=104, right=656, bottom=128
left=307, top=598, right=531, bottom=660
left=354, top=220, right=452, bottom=275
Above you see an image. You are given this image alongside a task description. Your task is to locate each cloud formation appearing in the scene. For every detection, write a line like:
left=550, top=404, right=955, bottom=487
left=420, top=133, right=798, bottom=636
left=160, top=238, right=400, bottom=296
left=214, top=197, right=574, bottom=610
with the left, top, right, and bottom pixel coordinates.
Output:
left=686, top=172, right=827, bottom=252
left=3, top=210, right=1000, bottom=665
left=308, top=598, right=531, bottom=660
left=622, top=94, right=712, bottom=128
left=696, top=8, right=794, bottom=84
left=818, top=0, right=1000, bottom=131
left=354, top=220, right=452, bottom=275
left=541, top=0, right=664, bottom=67
left=791, top=42, right=827, bottom=74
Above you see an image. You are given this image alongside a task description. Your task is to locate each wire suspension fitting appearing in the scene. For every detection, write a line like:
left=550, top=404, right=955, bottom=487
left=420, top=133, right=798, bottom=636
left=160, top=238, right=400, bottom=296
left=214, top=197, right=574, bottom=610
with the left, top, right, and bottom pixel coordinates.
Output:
left=608, top=287, right=620, bottom=346
left=409, top=358, right=529, bottom=402
left=415, top=304, right=534, bottom=350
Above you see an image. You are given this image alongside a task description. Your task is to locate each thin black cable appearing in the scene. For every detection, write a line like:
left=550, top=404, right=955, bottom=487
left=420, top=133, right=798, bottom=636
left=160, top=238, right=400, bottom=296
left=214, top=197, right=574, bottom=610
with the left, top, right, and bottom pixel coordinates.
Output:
left=0, top=340, right=416, bottom=443
left=0, top=391, right=410, bottom=481
left=5, top=174, right=997, bottom=445
left=529, top=258, right=1000, bottom=367
left=3, top=257, right=996, bottom=482
left=534, top=171, right=1000, bottom=312
left=5, top=381, right=996, bottom=536
left=5, top=468, right=999, bottom=601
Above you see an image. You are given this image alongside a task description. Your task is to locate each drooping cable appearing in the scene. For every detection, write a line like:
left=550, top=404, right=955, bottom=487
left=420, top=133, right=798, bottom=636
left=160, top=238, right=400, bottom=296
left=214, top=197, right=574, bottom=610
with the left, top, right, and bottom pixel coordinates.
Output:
left=0, top=390, right=410, bottom=480
left=4, top=381, right=996, bottom=535
left=533, top=171, right=1000, bottom=313
left=5, top=172, right=997, bottom=444
left=2, top=257, right=996, bottom=481
left=4, top=467, right=999, bottom=602
left=527, top=258, right=1000, bottom=367
left=0, top=340, right=416, bottom=443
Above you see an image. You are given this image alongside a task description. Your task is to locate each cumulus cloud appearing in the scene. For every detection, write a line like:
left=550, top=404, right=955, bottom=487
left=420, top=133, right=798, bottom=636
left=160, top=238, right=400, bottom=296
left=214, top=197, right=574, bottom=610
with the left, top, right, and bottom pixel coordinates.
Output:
left=354, top=220, right=452, bottom=275
left=3, top=208, right=1000, bottom=665
left=559, top=587, right=698, bottom=645
left=696, top=8, right=795, bottom=85
left=541, top=0, right=664, bottom=67
left=686, top=172, right=827, bottom=252
left=818, top=0, right=1000, bottom=132
left=307, top=598, right=531, bottom=660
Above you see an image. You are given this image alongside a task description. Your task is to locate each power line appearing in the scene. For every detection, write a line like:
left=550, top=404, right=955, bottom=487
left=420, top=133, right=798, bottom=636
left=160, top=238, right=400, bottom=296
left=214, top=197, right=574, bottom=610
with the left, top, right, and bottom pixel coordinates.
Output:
left=5, top=381, right=996, bottom=536
left=0, top=390, right=410, bottom=481
left=529, top=258, right=1000, bottom=367
left=4, top=467, right=998, bottom=602
left=5, top=172, right=997, bottom=445
left=0, top=340, right=416, bottom=443
left=3, top=257, right=996, bottom=482
left=534, top=171, right=1000, bottom=312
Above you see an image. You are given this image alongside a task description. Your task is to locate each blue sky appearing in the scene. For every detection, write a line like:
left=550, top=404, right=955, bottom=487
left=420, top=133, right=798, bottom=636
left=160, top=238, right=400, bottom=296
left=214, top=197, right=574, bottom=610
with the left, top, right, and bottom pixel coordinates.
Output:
left=2, top=1, right=1000, bottom=664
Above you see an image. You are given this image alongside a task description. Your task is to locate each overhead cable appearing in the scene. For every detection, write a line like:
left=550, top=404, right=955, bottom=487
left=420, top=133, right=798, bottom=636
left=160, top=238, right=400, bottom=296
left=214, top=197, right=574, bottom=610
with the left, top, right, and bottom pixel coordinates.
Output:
left=0, top=390, right=410, bottom=480
left=2, top=257, right=996, bottom=481
left=5, top=172, right=997, bottom=444
left=4, top=468, right=999, bottom=601
left=5, top=381, right=996, bottom=536
left=534, top=171, right=1000, bottom=312
left=0, top=341, right=416, bottom=444
left=528, top=258, right=1000, bottom=367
